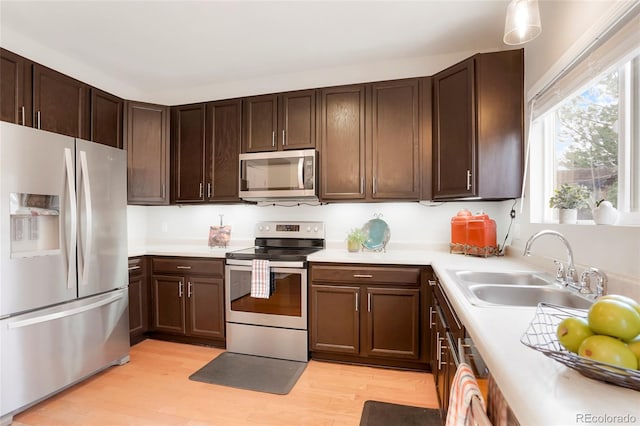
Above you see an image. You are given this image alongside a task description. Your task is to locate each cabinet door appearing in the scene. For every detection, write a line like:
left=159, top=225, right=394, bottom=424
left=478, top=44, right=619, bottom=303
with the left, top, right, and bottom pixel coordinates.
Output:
left=125, top=101, right=170, bottom=205
left=0, top=49, right=30, bottom=126
left=280, top=90, right=316, bottom=150
left=432, top=59, right=475, bottom=199
left=151, top=274, right=186, bottom=334
left=33, top=64, right=89, bottom=138
left=310, top=285, right=360, bottom=354
left=206, top=99, right=242, bottom=202
left=371, top=79, right=420, bottom=200
left=319, top=84, right=366, bottom=200
left=172, top=104, right=206, bottom=203
left=90, top=88, right=123, bottom=148
left=128, top=257, right=148, bottom=342
left=365, top=287, right=420, bottom=359
left=434, top=304, right=450, bottom=416
left=186, top=276, right=225, bottom=339
left=243, top=94, right=278, bottom=152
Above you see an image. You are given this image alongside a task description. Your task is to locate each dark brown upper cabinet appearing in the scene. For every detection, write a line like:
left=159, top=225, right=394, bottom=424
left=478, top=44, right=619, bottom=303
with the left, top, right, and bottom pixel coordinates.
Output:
left=432, top=49, right=523, bottom=200
left=205, top=98, right=242, bottom=202
left=242, top=89, right=316, bottom=152
left=370, top=79, right=420, bottom=200
left=32, top=63, right=90, bottom=139
left=125, top=101, right=170, bottom=205
left=0, top=48, right=31, bottom=126
left=90, top=88, right=123, bottom=148
left=171, top=99, right=243, bottom=204
left=319, top=84, right=367, bottom=200
left=320, top=80, right=422, bottom=202
left=171, top=103, right=206, bottom=203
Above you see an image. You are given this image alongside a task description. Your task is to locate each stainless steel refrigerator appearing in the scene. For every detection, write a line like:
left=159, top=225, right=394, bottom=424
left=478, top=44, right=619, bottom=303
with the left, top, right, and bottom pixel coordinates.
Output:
left=0, top=122, right=129, bottom=425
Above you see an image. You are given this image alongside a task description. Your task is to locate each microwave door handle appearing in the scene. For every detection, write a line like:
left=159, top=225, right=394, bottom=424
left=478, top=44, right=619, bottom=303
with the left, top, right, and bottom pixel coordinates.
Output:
left=297, top=157, right=304, bottom=189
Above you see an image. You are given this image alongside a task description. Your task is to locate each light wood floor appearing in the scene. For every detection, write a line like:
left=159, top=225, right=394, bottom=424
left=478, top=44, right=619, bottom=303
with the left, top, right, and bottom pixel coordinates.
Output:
left=13, top=339, right=439, bottom=426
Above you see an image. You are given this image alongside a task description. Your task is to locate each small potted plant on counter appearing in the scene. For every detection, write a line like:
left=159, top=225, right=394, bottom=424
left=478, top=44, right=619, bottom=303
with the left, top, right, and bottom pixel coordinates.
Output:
left=549, top=183, right=591, bottom=224
left=346, top=228, right=367, bottom=252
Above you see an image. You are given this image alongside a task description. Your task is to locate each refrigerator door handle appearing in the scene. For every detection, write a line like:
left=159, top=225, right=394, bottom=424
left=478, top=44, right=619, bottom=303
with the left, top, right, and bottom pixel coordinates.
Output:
left=78, top=151, right=93, bottom=288
left=8, top=293, right=124, bottom=329
left=64, top=148, right=77, bottom=290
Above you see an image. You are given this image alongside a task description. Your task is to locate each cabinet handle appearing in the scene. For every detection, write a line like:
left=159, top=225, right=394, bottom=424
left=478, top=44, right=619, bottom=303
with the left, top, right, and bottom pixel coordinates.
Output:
left=128, top=266, right=141, bottom=271
left=353, top=274, right=373, bottom=278
left=367, top=293, right=371, bottom=312
left=162, top=183, right=165, bottom=199
left=207, top=183, right=212, bottom=198
left=188, top=281, right=192, bottom=298
left=355, top=293, right=359, bottom=312
left=466, top=170, right=472, bottom=191
left=176, top=266, right=191, bottom=270
left=272, top=131, right=275, bottom=147
left=428, top=280, right=436, bottom=287
left=373, top=177, right=377, bottom=194
left=438, top=333, right=447, bottom=370
left=36, top=111, right=41, bottom=129
left=178, top=281, right=184, bottom=298
left=199, top=183, right=203, bottom=197
left=282, top=129, right=286, bottom=146
left=436, top=331, right=442, bottom=368
left=20, top=106, right=25, bottom=126
left=360, top=178, right=364, bottom=194
left=429, top=307, right=435, bottom=329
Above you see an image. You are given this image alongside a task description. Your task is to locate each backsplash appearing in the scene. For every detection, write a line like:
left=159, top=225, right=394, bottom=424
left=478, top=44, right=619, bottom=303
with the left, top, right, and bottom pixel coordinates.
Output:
left=127, top=201, right=515, bottom=250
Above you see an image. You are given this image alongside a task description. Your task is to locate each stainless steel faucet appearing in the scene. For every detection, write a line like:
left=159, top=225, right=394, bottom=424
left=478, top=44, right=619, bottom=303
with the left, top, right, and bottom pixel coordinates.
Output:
left=523, top=230, right=579, bottom=288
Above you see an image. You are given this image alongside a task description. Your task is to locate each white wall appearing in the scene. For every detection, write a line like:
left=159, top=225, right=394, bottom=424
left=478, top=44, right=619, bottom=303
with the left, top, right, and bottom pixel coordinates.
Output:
left=128, top=201, right=515, bottom=250
left=514, top=1, right=640, bottom=295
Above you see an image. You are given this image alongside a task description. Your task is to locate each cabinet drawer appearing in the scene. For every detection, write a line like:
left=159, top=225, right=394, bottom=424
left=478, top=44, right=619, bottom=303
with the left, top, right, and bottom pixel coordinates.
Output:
left=311, top=264, right=420, bottom=285
left=128, top=257, right=144, bottom=277
left=434, top=281, right=463, bottom=338
left=152, top=257, right=223, bottom=276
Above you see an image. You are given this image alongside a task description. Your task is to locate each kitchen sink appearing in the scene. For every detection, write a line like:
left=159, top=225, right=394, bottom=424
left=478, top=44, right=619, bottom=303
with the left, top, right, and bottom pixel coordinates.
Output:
left=453, top=270, right=554, bottom=286
left=447, top=269, right=593, bottom=309
left=468, top=284, right=592, bottom=309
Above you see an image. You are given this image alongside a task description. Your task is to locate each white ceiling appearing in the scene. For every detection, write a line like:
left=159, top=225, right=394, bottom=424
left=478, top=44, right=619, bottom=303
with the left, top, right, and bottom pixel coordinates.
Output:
left=1, top=0, right=514, bottom=105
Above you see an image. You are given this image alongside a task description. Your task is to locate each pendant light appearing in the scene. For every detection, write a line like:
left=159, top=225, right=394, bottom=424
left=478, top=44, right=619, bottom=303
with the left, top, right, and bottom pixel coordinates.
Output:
left=503, top=0, right=542, bottom=45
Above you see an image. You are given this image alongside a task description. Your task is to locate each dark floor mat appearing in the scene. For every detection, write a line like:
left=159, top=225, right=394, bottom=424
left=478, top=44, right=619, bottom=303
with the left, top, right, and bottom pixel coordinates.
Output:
left=188, top=352, right=307, bottom=395
left=359, top=400, right=443, bottom=426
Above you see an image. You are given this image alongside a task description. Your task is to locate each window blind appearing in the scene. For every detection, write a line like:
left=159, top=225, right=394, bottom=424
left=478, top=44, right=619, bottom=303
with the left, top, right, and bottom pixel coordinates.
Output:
left=531, top=7, right=640, bottom=120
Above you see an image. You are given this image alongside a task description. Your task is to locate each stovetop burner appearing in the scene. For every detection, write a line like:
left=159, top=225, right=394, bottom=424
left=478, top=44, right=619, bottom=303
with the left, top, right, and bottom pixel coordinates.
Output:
left=226, top=246, right=323, bottom=262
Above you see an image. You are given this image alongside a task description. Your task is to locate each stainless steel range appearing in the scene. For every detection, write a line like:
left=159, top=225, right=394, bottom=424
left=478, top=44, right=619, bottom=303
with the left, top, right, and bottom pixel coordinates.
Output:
left=225, top=221, right=324, bottom=362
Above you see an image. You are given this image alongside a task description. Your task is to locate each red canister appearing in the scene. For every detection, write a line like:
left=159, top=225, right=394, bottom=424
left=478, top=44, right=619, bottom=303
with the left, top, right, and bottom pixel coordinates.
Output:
left=450, top=209, right=471, bottom=254
left=467, top=213, right=497, bottom=257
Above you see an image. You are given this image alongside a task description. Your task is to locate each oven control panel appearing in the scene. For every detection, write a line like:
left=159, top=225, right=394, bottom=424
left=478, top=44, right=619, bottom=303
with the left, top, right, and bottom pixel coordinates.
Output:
left=255, top=221, right=325, bottom=238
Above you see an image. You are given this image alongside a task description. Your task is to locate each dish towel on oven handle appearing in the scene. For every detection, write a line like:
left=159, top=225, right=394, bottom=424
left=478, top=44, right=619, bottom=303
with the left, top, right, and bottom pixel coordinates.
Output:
left=445, top=362, right=489, bottom=426
left=251, top=259, right=271, bottom=298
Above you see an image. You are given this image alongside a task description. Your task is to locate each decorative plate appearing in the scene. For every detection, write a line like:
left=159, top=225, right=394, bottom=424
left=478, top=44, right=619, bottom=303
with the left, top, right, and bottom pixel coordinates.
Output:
left=362, top=214, right=390, bottom=252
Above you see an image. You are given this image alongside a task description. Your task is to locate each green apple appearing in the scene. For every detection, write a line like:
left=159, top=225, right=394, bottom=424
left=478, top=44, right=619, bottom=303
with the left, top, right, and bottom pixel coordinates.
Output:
left=626, top=335, right=640, bottom=363
left=588, top=299, right=640, bottom=341
left=578, top=335, right=638, bottom=370
left=556, top=317, right=594, bottom=353
left=598, top=294, right=640, bottom=316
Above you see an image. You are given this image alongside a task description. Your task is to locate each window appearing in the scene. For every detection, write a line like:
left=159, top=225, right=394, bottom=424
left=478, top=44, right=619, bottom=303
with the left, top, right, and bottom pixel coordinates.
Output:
left=530, top=13, right=640, bottom=225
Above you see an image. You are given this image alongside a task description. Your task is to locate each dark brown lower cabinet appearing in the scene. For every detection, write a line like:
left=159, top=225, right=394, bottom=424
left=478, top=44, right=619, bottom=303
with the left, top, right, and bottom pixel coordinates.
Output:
left=128, top=256, right=148, bottom=345
left=150, top=257, right=225, bottom=346
left=309, top=263, right=427, bottom=370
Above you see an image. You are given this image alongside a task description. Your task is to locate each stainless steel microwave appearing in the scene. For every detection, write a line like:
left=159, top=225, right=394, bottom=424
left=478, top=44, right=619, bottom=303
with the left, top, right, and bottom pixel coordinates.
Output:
left=239, top=149, right=318, bottom=201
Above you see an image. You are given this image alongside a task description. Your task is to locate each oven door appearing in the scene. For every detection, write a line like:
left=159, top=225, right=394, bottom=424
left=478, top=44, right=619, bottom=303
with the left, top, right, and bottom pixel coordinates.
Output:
left=225, top=260, right=307, bottom=330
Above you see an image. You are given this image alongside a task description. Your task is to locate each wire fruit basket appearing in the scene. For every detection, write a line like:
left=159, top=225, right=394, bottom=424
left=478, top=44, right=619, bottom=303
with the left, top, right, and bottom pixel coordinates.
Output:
left=520, top=302, right=640, bottom=391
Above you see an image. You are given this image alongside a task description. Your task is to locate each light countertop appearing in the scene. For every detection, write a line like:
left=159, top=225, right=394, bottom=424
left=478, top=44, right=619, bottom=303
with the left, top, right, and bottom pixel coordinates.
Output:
left=129, top=244, right=640, bottom=425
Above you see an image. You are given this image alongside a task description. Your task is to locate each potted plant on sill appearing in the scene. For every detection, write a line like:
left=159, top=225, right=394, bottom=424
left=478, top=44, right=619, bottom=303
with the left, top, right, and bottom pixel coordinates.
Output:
left=549, top=183, right=590, bottom=224
left=346, top=227, right=367, bottom=252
